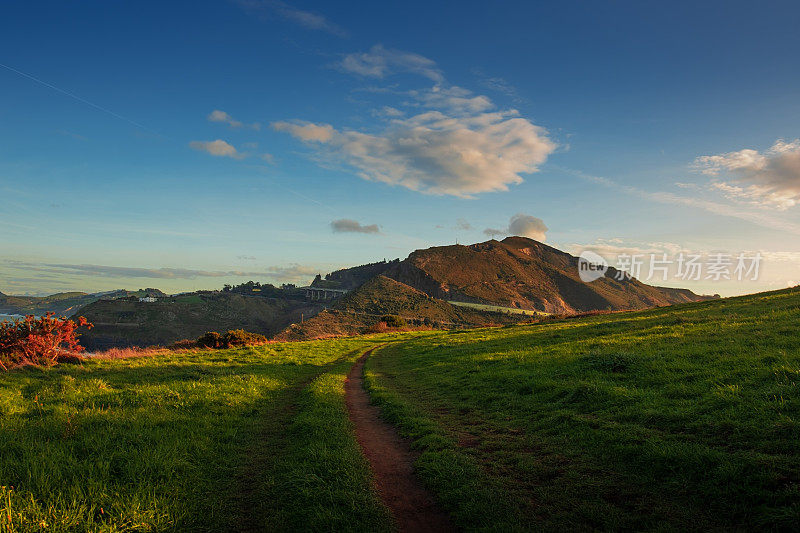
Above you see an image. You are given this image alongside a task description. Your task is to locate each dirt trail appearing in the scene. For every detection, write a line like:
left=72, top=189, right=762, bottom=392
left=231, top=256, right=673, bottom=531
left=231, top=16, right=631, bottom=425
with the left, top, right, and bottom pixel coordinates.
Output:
left=346, top=347, right=455, bottom=533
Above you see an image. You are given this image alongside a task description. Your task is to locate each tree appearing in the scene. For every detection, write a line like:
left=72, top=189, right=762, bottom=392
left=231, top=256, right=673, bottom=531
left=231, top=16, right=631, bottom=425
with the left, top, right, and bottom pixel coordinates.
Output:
left=0, top=313, right=93, bottom=370
left=381, top=315, right=407, bottom=328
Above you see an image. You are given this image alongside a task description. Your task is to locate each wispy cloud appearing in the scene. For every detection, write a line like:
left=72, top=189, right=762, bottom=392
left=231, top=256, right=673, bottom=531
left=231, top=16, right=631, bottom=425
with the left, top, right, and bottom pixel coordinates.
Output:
left=189, top=139, right=244, bottom=159
left=235, top=0, right=347, bottom=37
left=330, top=219, right=381, bottom=234
left=563, top=167, right=800, bottom=236
left=454, top=219, right=473, bottom=231
left=272, top=121, right=334, bottom=142
left=339, top=45, right=443, bottom=82
left=471, top=67, right=526, bottom=104
left=208, top=109, right=261, bottom=130
left=692, top=139, right=800, bottom=210
left=9, top=261, right=319, bottom=283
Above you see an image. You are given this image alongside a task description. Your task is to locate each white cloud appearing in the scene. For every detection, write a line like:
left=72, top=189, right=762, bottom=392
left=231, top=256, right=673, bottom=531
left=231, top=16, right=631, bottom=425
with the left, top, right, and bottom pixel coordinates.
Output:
left=339, top=45, right=444, bottom=82
left=483, top=214, right=548, bottom=242
left=273, top=93, right=555, bottom=197
left=372, top=106, right=404, bottom=118
left=189, top=139, right=243, bottom=159
left=272, top=121, right=334, bottom=142
left=566, top=239, right=688, bottom=260
left=693, top=139, right=800, bottom=210
left=279, top=45, right=556, bottom=197
left=419, top=85, right=493, bottom=114
left=330, top=219, right=380, bottom=234
left=235, top=0, right=347, bottom=37
left=508, top=214, right=548, bottom=241
left=564, top=166, right=800, bottom=236
left=208, top=109, right=260, bottom=130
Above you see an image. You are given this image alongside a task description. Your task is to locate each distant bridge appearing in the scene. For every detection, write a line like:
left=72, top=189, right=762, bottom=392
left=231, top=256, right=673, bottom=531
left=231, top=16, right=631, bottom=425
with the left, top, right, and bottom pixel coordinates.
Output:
left=300, top=286, right=349, bottom=301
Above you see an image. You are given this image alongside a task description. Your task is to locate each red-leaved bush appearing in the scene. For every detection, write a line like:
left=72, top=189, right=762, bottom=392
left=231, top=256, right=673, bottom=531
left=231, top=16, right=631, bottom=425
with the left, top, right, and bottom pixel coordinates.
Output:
left=0, top=313, right=93, bottom=370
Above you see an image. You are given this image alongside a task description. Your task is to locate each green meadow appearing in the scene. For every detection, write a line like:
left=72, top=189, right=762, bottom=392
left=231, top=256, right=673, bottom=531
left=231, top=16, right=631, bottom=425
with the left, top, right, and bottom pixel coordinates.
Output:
left=367, top=288, right=800, bottom=530
left=1, top=288, right=799, bottom=531
left=0, top=337, right=397, bottom=532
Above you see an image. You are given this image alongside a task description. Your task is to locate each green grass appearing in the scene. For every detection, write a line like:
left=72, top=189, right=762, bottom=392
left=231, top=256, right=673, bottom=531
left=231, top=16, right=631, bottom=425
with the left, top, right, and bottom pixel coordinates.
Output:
left=3, top=288, right=800, bottom=531
left=0, top=336, right=399, bottom=532
left=366, top=288, right=800, bottom=530
left=448, top=301, right=547, bottom=316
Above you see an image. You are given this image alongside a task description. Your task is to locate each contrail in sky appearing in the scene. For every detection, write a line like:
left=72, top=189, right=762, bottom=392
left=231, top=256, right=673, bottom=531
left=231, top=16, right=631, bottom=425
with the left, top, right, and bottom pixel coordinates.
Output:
left=0, top=61, right=164, bottom=137
left=0, top=62, right=339, bottom=211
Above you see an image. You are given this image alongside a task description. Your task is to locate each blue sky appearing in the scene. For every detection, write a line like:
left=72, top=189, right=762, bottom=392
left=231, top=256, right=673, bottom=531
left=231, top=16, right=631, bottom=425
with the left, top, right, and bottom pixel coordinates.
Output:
left=2, top=0, right=799, bottom=296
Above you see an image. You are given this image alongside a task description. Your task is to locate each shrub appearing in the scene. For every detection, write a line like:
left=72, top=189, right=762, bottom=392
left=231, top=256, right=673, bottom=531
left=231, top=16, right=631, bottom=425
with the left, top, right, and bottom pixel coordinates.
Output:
left=196, top=330, right=267, bottom=349
left=365, top=321, right=389, bottom=334
left=0, top=313, right=93, bottom=370
left=381, top=315, right=407, bottom=328
left=197, top=331, right=222, bottom=348
left=222, top=329, right=267, bottom=347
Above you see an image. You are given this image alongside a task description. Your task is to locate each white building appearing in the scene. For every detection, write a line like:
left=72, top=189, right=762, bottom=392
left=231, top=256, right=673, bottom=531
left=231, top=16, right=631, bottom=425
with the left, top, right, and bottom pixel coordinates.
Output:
left=139, top=297, right=157, bottom=303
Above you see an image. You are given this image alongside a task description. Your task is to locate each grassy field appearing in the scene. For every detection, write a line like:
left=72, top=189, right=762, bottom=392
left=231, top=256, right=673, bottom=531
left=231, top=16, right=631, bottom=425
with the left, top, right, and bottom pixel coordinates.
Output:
left=0, top=336, right=401, bottom=532
left=367, top=288, right=800, bottom=530
left=1, top=288, right=798, bottom=531
left=448, top=300, right=547, bottom=316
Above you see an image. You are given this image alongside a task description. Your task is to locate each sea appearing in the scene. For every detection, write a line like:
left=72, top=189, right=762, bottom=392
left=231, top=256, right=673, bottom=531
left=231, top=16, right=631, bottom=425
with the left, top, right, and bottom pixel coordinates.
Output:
left=0, top=313, right=25, bottom=324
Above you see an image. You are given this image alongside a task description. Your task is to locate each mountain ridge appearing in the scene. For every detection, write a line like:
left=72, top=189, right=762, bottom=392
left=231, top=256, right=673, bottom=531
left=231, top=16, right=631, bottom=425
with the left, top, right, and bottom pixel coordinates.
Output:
left=328, top=236, right=714, bottom=315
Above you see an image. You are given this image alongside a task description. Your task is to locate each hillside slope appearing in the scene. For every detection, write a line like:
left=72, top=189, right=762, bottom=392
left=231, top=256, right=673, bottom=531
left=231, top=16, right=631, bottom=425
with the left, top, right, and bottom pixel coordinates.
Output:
left=382, top=236, right=714, bottom=313
left=276, top=275, right=530, bottom=341
left=79, top=292, right=322, bottom=349
left=366, top=287, right=800, bottom=530
left=0, top=291, right=111, bottom=316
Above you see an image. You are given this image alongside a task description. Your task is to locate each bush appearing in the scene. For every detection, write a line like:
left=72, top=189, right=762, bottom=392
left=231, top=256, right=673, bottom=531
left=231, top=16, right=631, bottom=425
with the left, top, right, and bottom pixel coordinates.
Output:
left=222, top=329, right=267, bottom=347
left=197, top=331, right=222, bottom=348
left=0, top=313, right=93, bottom=370
left=196, top=329, right=267, bottom=349
left=381, top=315, right=407, bottom=328
left=365, top=321, right=389, bottom=334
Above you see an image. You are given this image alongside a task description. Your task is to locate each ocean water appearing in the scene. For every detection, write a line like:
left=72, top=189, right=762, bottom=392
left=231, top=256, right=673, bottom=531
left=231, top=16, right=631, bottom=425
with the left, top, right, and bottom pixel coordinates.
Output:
left=0, top=313, right=24, bottom=323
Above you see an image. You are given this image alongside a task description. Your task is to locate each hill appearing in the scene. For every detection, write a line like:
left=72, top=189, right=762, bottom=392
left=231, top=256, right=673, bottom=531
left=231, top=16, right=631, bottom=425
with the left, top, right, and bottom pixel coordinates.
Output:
left=276, top=275, right=533, bottom=341
left=310, top=259, right=399, bottom=290
left=0, top=288, right=172, bottom=317
left=381, top=236, right=714, bottom=313
left=276, top=237, right=714, bottom=340
left=2, top=288, right=797, bottom=530
left=78, top=292, right=322, bottom=349
left=365, top=287, right=800, bottom=530
left=0, top=290, right=117, bottom=316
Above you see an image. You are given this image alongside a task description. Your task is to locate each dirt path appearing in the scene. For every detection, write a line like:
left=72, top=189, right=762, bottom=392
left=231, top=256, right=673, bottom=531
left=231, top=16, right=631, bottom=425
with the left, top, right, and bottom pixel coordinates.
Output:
left=346, top=347, right=456, bottom=533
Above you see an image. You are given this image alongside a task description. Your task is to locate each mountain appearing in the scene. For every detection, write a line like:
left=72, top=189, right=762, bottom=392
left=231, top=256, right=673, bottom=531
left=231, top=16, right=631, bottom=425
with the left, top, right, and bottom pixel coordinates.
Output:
left=377, top=237, right=715, bottom=314
left=41, top=237, right=713, bottom=347
left=276, top=236, right=714, bottom=340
